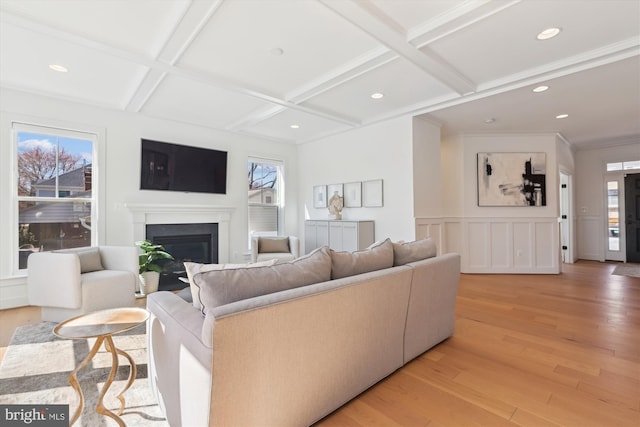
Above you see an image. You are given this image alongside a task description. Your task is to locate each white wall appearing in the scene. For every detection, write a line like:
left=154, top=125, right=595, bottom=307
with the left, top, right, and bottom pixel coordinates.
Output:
left=0, top=88, right=298, bottom=308
left=442, top=133, right=563, bottom=273
left=297, top=116, right=417, bottom=245
left=575, top=139, right=640, bottom=261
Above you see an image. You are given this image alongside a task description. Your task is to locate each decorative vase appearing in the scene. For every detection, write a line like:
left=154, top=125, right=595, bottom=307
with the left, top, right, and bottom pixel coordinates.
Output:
left=139, top=271, right=160, bottom=295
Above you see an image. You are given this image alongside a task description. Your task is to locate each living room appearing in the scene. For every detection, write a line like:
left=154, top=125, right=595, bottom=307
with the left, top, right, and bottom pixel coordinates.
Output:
left=0, top=1, right=639, bottom=426
left=1, top=0, right=639, bottom=309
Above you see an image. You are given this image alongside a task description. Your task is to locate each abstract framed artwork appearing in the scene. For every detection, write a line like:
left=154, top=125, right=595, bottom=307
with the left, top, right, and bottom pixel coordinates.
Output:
left=363, top=179, right=383, bottom=207
left=343, top=182, right=362, bottom=207
left=313, top=185, right=327, bottom=208
left=477, top=152, right=546, bottom=206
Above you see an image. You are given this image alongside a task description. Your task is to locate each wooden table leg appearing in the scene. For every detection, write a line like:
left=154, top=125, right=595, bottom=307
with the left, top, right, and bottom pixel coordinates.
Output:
left=68, top=336, right=104, bottom=426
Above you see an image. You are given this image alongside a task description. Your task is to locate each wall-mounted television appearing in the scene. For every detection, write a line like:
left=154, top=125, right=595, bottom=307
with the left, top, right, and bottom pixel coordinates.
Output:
left=140, top=139, right=227, bottom=194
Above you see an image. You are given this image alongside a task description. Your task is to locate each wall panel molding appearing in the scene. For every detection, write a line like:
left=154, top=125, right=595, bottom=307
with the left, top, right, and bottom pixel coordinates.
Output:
left=416, top=216, right=560, bottom=274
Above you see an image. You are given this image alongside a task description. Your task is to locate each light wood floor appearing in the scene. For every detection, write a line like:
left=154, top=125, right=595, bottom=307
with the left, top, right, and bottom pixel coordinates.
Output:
left=1, top=261, right=638, bottom=426
left=315, top=260, right=640, bottom=426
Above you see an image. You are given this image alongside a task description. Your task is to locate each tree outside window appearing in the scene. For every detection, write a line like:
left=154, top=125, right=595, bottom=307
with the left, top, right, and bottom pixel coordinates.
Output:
left=16, top=126, right=95, bottom=269
left=248, top=160, right=282, bottom=246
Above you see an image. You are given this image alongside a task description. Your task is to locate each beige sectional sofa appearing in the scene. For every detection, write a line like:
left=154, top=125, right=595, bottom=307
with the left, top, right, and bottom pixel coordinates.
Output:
left=146, top=238, right=460, bottom=427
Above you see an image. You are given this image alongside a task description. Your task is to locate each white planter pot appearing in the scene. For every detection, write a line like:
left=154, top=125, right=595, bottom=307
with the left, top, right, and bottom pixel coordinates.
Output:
left=139, top=271, right=160, bottom=295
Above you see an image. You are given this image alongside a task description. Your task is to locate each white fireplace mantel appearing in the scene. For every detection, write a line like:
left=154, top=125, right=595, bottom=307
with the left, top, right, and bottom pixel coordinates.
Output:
left=125, top=203, right=235, bottom=263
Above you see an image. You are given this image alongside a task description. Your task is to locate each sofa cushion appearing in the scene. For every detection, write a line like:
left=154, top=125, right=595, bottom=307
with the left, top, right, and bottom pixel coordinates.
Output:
left=258, top=237, right=290, bottom=253
left=392, top=237, right=437, bottom=266
left=184, top=259, right=277, bottom=310
left=195, top=246, right=332, bottom=315
left=330, top=238, right=394, bottom=280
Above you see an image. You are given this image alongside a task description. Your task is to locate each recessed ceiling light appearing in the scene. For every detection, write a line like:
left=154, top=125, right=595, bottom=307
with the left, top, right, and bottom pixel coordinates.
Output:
left=556, top=114, right=569, bottom=119
left=290, top=124, right=300, bottom=129
left=533, top=85, right=549, bottom=93
left=537, top=27, right=561, bottom=40
left=370, top=92, right=384, bottom=99
left=48, top=64, right=68, bottom=73
left=484, top=118, right=496, bottom=124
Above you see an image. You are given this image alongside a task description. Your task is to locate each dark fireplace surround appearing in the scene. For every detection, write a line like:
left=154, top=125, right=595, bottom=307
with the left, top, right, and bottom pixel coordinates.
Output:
left=146, top=223, right=218, bottom=291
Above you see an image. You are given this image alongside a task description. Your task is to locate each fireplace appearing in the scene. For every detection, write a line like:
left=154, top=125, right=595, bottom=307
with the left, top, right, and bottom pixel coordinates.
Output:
left=146, top=223, right=218, bottom=291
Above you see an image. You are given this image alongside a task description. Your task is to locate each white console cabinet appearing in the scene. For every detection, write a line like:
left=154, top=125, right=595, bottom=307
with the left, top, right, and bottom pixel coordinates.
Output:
left=305, top=220, right=374, bottom=253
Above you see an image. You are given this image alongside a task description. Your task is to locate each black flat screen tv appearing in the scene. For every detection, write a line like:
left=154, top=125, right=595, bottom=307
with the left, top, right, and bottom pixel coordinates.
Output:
left=140, top=139, right=227, bottom=194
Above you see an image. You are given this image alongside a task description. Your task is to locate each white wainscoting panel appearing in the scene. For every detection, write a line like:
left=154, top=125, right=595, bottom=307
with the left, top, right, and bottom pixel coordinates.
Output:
left=513, top=222, right=533, bottom=268
left=535, top=221, right=558, bottom=268
left=444, top=220, right=463, bottom=255
left=467, top=222, right=490, bottom=268
left=490, top=222, right=511, bottom=268
left=416, top=216, right=559, bottom=274
left=577, top=215, right=604, bottom=261
left=415, top=219, right=443, bottom=255
left=463, top=217, right=559, bottom=274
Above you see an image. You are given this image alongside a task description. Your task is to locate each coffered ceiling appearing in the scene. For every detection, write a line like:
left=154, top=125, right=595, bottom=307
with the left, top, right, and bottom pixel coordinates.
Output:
left=1, top=0, right=638, bottom=148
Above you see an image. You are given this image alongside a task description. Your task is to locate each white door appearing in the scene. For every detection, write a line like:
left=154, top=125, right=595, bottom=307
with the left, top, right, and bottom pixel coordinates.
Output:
left=559, top=173, right=570, bottom=263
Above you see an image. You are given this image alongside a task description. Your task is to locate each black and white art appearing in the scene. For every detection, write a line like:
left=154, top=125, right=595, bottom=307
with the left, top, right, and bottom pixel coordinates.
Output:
left=477, top=152, right=546, bottom=206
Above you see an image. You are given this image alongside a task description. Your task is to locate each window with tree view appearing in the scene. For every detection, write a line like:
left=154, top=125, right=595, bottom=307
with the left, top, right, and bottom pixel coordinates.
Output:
left=248, top=159, right=282, bottom=245
left=16, top=124, right=96, bottom=269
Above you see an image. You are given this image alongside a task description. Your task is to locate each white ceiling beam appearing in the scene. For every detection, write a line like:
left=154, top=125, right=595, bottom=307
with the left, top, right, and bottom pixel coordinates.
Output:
left=408, top=0, right=520, bottom=47
left=126, top=0, right=225, bottom=112
left=319, top=0, right=476, bottom=95
left=0, top=6, right=358, bottom=126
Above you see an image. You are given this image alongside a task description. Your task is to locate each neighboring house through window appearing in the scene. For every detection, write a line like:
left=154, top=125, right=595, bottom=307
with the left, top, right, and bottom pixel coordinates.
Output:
left=14, top=122, right=97, bottom=270
left=248, top=158, right=283, bottom=247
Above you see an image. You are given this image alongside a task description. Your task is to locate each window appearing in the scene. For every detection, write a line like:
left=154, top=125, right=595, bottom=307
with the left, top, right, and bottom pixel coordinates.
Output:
left=607, top=181, right=620, bottom=251
left=607, top=160, right=640, bottom=171
left=14, top=123, right=97, bottom=270
left=248, top=159, right=283, bottom=246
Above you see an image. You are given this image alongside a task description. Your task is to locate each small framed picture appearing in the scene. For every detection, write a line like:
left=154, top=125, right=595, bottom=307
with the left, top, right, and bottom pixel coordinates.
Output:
left=344, top=182, right=362, bottom=207
left=313, top=185, right=327, bottom=208
left=363, top=179, right=383, bottom=207
left=327, top=183, right=343, bottom=199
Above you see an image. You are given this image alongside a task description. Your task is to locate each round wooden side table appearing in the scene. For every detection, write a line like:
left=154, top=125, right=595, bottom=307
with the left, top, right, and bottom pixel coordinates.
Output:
left=53, top=307, right=149, bottom=426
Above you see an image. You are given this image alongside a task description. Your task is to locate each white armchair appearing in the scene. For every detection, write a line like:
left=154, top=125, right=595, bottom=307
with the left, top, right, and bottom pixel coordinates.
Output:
left=27, top=246, right=138, bottom=322
left=251, top=236, right=300, bottom=263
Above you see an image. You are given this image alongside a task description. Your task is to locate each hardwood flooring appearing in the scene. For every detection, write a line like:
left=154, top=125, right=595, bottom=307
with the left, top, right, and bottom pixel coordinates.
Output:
left=315, top=261, right=639, bottom=427
left=1, top=261, right=638, bottom=426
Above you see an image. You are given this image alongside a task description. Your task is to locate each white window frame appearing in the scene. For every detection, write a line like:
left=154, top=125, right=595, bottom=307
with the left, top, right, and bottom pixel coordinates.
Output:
left=9, top=119, right=105, bottom=275
left=247, top=157, right=284, bottom=248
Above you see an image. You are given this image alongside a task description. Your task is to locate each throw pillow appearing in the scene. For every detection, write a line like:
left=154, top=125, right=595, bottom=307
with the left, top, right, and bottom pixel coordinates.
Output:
left=184, top=259, right=276, bottom=310
left=258, top=237, right=290, bottom=253
left=392, top=237, right=437, bottom=266
left=76, top=247, right=104, bottom=273
left=195, top=246, right=332, bottom=315
left=330, top=238, right=394, bottom=280
left=54, top=247, right=104, bottom=273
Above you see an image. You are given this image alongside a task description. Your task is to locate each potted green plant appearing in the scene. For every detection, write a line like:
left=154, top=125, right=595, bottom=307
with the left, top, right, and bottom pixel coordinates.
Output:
left=136, top=240, right=174, bottom=295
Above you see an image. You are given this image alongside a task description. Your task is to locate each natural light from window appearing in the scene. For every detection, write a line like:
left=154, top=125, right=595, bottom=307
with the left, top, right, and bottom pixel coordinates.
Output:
left=248, top=159, right=283, bottom=247
left=15, top=123, right=96, bottom=270
left=606, top=160, right=640, bottom=171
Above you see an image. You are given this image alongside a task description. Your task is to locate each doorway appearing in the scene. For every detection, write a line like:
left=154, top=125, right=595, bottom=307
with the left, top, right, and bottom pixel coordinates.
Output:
left=559, top=171, right=573, bottom=263
left=625, top=172, right=640, bottom=263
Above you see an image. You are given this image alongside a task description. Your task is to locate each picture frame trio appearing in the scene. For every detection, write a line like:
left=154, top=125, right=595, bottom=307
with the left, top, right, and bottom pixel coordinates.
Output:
left=314, top=179, right=383, bottom=209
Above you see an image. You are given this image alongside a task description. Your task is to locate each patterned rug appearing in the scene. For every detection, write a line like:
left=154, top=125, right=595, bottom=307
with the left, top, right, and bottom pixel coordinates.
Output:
left=0, top=322, right=168, bottom=426
left=612, top=263, right=640, bottom=278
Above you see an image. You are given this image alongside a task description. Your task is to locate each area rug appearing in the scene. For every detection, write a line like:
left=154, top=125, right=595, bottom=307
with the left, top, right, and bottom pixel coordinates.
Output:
left=0, top=322, right=168, bottom=426
left=612, top=263, right=640, bottom=278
